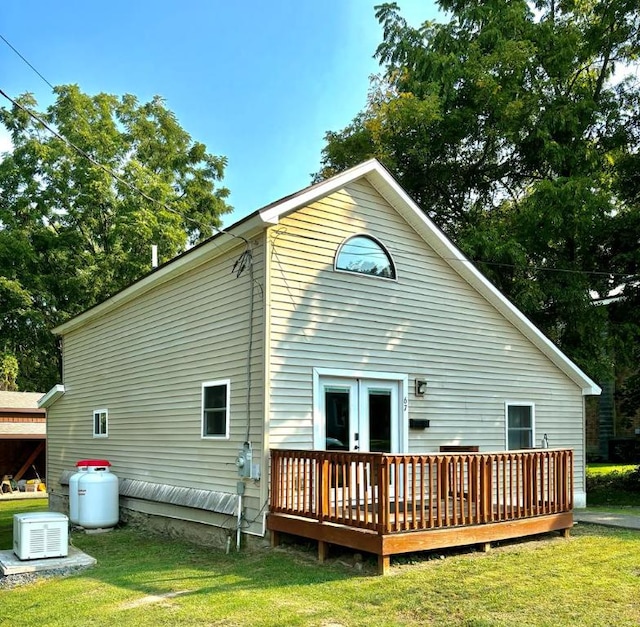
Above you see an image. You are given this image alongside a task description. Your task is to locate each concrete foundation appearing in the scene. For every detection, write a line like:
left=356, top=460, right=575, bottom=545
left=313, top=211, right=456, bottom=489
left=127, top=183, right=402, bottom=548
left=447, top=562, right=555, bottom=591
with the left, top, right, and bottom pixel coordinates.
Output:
left=0, top=545, right=96, bottom=576
left=49, top=490, right=266, bottom=551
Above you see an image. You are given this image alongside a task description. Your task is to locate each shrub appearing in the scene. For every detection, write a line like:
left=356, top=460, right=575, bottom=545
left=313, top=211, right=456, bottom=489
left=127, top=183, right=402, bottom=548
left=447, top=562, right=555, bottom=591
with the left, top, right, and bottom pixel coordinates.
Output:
left=586, top=465, right=640, bottom=506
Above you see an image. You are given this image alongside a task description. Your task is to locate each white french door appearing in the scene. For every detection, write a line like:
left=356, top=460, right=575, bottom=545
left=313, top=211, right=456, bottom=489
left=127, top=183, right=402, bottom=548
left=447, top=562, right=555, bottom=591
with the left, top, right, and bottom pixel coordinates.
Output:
left=317, top=376, right=403, bottom=454
left=314, top=371, right=407, bottom=504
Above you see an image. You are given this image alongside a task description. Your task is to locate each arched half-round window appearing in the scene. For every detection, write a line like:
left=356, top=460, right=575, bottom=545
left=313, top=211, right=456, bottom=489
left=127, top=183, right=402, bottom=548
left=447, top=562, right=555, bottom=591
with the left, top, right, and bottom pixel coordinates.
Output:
left=335, top=235, right=396, bottom=280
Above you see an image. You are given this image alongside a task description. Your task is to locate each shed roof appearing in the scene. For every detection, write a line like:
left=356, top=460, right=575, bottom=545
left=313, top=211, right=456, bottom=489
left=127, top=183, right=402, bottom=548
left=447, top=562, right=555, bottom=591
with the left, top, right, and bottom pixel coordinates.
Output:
left=0, top=391, right=44, bottom=409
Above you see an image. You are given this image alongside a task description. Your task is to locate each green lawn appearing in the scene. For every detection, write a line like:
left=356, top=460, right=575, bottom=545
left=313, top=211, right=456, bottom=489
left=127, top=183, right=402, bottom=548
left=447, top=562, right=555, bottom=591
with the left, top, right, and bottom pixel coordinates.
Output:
left=1, top=499, right=640, bottom=626
left=586, top=463, right=638, bottom=476
left=586, top=463, right=640, bottom=507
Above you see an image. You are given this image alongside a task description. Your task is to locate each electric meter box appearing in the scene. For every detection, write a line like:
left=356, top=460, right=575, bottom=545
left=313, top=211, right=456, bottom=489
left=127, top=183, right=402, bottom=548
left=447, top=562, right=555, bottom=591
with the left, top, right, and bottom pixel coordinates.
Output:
left=13, top=511, right=69, bottom=560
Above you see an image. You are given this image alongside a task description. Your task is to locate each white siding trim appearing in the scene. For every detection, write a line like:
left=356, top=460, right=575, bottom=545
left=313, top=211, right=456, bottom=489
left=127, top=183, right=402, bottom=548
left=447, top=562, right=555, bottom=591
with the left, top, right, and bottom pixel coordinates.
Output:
left=262, top=160, right=600, bottom=396
left=53, top=158, right=599, bottom=397
left=53, top=216, right=269, bottom=336
left=39, top=384, right=65, bottom=408
left=261, top=232, right=273, bottom=512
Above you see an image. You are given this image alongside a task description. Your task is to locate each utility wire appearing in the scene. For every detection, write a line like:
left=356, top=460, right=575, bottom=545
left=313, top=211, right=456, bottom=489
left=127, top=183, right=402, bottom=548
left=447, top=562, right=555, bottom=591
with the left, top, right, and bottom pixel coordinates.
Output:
left=0, top=86, right=247, bottom=246
left=1, top=30, right=260, bottom=438
left=0, top=34, right=55, bottom=90
left=0, top=33, right=194, bottom=229
left=0, top=88, right=185, bottom=217
left=2, top=27, right=634, bottom=285
left=1, top=34, right=636, bottom=283
left=273, top=228, right=639, bottom=282
left=0, top=37, right=238, bottom=242
left=468, top=258, right=639, bottom=281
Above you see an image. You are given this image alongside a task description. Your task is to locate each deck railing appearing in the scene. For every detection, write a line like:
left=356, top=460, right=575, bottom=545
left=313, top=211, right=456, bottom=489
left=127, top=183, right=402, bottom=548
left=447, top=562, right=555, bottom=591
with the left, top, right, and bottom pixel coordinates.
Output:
left=270, top=449, right=573, bottom=535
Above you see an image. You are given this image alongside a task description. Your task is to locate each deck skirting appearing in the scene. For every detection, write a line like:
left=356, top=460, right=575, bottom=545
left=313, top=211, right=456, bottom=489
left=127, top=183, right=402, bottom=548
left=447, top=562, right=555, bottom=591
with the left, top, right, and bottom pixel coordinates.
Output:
left=268, top=511, right=573, bottom=574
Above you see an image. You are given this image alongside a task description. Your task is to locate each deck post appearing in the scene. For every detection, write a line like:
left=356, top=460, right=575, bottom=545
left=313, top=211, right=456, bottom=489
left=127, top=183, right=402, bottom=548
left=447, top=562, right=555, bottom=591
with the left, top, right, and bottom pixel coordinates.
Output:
left=270, top=530, right=280, bottom=548
left=318, top=540, right=329, bottom=563
left=378, top=555, right=390, bottom=575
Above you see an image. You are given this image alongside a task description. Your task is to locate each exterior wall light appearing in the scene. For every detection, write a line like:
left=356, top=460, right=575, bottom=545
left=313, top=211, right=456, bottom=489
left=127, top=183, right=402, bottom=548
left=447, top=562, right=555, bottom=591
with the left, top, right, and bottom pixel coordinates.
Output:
left=415, top=379, right=428, bottom=396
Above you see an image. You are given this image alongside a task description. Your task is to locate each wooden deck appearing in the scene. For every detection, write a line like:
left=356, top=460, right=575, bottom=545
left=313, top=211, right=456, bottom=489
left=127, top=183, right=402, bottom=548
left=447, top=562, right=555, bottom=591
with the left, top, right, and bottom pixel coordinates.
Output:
left=268, top=448, right=574, bottom=574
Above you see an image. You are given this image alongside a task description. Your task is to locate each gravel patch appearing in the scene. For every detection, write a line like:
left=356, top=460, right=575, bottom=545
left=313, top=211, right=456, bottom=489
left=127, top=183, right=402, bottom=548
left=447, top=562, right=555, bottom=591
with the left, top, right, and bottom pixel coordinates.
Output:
left=0, top=565, right=90, bottom=589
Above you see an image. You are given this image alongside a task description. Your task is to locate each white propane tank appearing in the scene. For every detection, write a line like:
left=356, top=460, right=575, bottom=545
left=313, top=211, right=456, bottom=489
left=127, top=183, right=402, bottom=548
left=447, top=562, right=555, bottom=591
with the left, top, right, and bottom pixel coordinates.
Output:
left=77, top=460, right=119, bottom=529
left=68, top=460, right=91, bottom=524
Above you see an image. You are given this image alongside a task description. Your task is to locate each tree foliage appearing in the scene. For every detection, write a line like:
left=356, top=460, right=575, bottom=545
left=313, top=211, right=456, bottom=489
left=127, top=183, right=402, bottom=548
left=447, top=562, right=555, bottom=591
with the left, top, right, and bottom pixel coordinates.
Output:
left=0, top=85, right=232, bottom=391
left=0, top=351, right=19, bottom=391
left=318, top=0, right=640, bottom=382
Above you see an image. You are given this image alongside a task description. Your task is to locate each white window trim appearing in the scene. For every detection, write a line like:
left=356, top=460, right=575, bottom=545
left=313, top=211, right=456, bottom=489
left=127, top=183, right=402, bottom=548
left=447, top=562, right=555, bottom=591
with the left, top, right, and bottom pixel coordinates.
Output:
left=504, top=401, right=535, bottom=450
left=201, top=379, right=230, bottom=440
left=334, top=233, right=398, bottom=282
left=93, top=408, right=109, bottom=438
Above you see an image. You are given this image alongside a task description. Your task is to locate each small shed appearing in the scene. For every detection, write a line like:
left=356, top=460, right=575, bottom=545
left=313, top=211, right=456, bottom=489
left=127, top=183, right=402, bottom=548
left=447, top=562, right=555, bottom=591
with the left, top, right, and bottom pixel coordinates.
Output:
left=0, top=391, right=46, bottom=489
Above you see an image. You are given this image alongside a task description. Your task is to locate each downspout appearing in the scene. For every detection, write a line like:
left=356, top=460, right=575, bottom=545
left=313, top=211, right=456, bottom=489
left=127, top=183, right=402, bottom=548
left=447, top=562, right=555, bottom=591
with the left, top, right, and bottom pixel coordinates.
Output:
left=236, top=492, right=242, bottom=552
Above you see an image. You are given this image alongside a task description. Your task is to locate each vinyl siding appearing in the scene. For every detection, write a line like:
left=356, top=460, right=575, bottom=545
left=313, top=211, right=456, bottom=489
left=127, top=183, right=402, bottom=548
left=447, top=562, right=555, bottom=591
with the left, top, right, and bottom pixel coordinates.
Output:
left=267, top=180, right=586, bottom=492
left=47, top=237, right=266, bottom=519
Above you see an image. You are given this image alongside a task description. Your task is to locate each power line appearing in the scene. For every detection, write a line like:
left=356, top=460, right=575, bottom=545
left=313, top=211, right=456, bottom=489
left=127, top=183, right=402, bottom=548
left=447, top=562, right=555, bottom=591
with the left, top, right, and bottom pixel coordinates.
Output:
left=467, top=258, right=639, bottom=281
left=0, top=34, right=55, bottom=90
left=0, top=36, right=239, bottom=243
left=0, top=34, right=205, bottom=231
left=0, top=86, right=234, bottom=241
left=0, top=88, right=174, bottom=207
left=272, top=227, right=639, bottom=282
left=1, top=28, right=635, bottom=287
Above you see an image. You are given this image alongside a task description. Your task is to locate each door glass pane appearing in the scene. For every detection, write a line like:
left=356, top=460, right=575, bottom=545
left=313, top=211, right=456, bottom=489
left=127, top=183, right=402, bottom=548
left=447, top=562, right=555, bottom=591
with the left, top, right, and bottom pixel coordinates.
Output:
left=368, top=390, right=391, bottom=453
left=325, top=388, right=349, bottom=450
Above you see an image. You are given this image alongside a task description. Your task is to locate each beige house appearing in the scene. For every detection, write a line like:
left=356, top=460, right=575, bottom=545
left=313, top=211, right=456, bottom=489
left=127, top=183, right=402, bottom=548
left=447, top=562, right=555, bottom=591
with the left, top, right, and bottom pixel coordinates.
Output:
left=42, top=160, right=600, bottom=553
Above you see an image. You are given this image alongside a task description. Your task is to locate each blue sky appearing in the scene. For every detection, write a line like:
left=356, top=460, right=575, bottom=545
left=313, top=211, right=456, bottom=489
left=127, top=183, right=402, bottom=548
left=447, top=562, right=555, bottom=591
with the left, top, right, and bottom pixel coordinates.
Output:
left=1, top=1, right=438, bottom=225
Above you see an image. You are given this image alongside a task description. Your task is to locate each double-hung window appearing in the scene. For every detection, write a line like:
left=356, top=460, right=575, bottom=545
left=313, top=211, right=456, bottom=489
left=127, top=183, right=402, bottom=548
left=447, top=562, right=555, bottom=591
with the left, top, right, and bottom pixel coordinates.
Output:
left=202, top=380, right=230, bottom=439
left=93, top=409, right=108, bottom=438
left=506, top=402, right=534, bottom=450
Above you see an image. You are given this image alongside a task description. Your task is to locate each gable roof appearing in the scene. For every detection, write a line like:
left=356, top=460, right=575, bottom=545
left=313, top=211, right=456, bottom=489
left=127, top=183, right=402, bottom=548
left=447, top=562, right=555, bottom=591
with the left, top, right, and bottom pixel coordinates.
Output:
left=54, top=159, right=600, bottom=396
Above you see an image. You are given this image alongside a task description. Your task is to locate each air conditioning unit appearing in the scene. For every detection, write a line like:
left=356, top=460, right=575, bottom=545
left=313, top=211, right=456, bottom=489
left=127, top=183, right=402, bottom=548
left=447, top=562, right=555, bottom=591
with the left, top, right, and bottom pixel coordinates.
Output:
left=13, top=512, right=69, bottom=560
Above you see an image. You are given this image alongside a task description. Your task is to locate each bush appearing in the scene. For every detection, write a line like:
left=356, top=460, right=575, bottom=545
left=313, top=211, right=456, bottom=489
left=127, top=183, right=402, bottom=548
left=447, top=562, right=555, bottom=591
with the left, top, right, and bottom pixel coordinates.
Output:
left=586, top=465, right=640, bottom=506
left=587, top=466, right=640, bottom=491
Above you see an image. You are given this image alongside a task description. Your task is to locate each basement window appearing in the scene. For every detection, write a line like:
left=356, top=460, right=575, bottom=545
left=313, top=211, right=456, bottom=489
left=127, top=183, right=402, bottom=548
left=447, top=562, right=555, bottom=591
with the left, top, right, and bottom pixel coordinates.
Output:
left=335, top=235, right=396, bottom=279
left=93, top=409, right=108, bottom=438
left=202, top=380, right=230, bottom=439
left=505, top=403, right=534, bottom=450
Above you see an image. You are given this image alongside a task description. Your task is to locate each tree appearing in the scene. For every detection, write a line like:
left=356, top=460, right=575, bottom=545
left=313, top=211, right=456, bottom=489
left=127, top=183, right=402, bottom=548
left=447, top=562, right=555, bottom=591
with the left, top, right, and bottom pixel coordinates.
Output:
left=0, top=85, right=232, bottom=391
left=0, top=351, right=19, bottom=391
left=318, top=0, right=640, bottom=381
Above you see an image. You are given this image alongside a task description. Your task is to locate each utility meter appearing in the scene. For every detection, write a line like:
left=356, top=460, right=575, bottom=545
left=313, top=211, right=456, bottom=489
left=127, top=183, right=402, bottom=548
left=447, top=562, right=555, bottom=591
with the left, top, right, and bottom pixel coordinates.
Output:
left=236, top=441, right=253, bottom=478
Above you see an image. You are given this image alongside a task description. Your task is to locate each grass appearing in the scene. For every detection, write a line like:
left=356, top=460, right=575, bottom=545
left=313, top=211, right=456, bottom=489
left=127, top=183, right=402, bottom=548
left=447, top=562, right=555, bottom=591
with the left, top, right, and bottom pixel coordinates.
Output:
left=1, top=500, right=640, bottom=626
left=0, top=498, right=47, bottom=548
left=586, top=463, right=638, bottom=476
left=586, top=463, right=640, bottom=507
